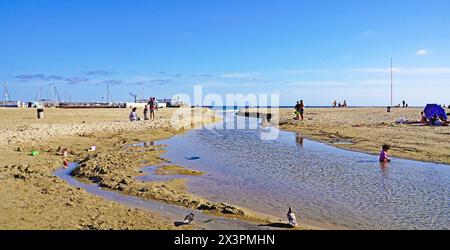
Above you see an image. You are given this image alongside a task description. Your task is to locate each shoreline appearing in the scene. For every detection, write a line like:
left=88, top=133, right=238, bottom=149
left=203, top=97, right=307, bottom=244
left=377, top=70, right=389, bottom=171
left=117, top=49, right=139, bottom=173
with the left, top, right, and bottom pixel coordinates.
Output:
left=68, top=127, right=293, bottom=227
left=239, top=107, right=450, bottom=165
left=3, top=106, right=448, bottom=229
left=0, top=107, right=209, bottom=229
left=0, top=107, right=313, bottom=230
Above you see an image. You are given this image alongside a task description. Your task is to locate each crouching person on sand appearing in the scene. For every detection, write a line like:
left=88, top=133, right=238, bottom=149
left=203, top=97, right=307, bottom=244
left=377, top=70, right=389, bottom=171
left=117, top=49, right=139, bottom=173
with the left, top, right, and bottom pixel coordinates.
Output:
left=129, top=107, right=141, bottom=121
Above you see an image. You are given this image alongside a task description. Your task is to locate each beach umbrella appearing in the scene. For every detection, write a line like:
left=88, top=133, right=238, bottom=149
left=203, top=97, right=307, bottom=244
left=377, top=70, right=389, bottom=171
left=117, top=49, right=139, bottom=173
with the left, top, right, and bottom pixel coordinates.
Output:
left=424, top=104, right=448, bottom=120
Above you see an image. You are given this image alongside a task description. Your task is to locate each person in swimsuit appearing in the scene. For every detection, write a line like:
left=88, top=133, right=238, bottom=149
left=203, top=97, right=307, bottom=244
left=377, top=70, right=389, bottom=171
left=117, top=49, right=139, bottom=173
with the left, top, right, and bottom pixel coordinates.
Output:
left=299, top=100, right=305, bottom=121
left=148, top=97, right=158, bottom=119
left=379, top=144, right=391, bottom=162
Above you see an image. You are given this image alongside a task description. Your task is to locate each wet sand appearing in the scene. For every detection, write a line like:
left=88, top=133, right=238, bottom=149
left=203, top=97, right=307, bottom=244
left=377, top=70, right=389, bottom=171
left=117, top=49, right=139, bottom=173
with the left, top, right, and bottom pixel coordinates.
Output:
left=0, top=107, right=298, bottom=230
left=0, top=107, right=200, bottom=229
left=240, top=107, right=450, bottom=164
left=4, top=106, right=446, bottom=229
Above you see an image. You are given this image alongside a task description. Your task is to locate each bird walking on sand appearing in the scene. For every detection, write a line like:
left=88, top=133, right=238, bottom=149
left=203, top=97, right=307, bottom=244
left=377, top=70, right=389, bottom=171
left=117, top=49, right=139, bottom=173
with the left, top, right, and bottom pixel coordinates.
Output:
left=287, top=206, right=298, bottom=227
left=183, top=212, right=195, bottom=224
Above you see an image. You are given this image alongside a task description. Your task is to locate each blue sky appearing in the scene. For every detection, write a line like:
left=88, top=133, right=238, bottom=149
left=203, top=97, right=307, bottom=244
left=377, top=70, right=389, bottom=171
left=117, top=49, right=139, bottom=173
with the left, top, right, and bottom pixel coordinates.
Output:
left=1, top=0, right=450, bottom=106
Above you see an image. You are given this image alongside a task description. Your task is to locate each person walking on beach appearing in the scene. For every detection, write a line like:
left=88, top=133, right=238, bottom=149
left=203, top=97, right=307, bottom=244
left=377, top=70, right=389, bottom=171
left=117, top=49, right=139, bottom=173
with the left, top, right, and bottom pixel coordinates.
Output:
left=148, top=97, right=158, bottom=119
left=402, top=100, right=406, bottom=108
left=297, top=100, right=305, bottom=121
left=343, top=100, right=347, bottom=107
left=332, top=100, right=337, bottom=108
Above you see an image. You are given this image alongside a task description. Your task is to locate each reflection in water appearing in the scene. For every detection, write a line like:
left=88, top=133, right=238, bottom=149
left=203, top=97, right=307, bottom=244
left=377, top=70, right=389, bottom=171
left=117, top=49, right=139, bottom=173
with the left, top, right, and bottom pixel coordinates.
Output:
left=137, top=165, right=198, bottom=182
left=143, top=141, right=155, bottom=147
left=185, top=156, right=201, bottom=160
left=296, top=133, right=304, bottom=148
left=379, top=162, right=390, bottom=179
left=157, top=111, right=450, bottom=230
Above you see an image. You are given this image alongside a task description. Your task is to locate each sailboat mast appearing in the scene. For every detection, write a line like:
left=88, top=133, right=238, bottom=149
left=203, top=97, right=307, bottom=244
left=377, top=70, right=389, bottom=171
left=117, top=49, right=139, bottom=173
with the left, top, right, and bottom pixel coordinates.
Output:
left=3, top=82, right=9, bottom=101
left=107, top=83, right=110, bottom=103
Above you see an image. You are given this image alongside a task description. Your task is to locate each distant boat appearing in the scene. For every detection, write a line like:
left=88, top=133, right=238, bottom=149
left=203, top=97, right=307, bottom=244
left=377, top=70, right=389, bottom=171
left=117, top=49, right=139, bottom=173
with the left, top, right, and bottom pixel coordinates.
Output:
left=170, top=97, right=188, bottom=107
left=0, top=101, right=20, bottom=108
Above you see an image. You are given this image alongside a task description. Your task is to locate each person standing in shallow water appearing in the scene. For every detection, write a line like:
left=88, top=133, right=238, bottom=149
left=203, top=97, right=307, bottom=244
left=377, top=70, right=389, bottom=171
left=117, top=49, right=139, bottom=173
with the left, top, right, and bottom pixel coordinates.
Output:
left=379, top=145, right=391, bottom=162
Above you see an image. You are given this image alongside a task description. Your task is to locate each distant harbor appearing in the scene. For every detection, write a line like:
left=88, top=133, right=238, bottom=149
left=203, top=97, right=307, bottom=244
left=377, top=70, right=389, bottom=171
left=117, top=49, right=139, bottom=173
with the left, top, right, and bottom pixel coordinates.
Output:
left=0, top=98, right=187, bottom=109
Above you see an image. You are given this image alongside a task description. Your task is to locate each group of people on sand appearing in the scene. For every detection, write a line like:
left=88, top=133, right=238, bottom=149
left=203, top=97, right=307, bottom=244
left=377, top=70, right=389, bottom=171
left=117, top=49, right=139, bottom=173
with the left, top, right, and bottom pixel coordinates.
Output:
left=129, top=97, right=158, bottom=121
left=401, top=100, right=409, bottom=108
left=294, top=100, right=305, bottom=120
left=420, top=111, right=449, bottom=126
left=332, top=100, right=347, bottom=108
left=392, top=100, right=409, bottom=108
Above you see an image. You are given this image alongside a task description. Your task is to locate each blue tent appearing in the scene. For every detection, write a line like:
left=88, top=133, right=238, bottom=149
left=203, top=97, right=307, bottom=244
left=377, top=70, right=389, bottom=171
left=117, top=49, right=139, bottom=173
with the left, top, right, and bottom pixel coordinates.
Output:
left=424, top=104, right=448, bottom=120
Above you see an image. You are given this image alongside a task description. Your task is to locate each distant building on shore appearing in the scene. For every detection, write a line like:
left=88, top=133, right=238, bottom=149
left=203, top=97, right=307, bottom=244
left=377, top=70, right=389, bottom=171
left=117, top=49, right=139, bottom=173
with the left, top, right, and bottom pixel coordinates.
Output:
left=0, top=101, right=21, bottom=108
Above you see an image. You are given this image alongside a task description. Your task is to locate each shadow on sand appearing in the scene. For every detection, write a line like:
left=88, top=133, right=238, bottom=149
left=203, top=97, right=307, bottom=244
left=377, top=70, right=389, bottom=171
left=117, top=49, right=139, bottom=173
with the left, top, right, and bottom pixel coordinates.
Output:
left=258, top=223, right=294, bottom=229
left=174, top=221, right=188, bottom=227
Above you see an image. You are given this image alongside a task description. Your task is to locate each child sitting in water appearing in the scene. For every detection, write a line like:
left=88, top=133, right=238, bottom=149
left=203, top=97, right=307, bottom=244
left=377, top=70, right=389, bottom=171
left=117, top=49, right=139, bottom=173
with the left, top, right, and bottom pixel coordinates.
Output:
left=379, top=145, right=391, bottom=162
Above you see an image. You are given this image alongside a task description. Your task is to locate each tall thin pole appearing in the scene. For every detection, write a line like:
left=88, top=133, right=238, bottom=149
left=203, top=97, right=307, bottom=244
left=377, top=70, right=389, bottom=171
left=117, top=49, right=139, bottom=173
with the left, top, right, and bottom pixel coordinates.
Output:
left=390, top=58, right=393, bottom=107
left=39, top=86, right=43, bottom=101
left=107, top=83, right=110, bottom=103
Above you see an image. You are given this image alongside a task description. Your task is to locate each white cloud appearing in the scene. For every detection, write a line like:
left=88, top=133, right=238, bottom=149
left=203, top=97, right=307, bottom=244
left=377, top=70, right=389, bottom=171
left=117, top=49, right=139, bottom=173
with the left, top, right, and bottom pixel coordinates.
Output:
left=353, top=67, right=450, bottom=75
left=359, top=79, right=391, bottom=85
left=401, top=67, right=450, bottom=74
left=416, top=49, right=429, bottom=56
left=286, top=81, right=347, bottom=87
left=361, top=30, right=373, bottom=38
left=195, top=81, right=261, bottom=88
left=219, top=72, right=260, bottom=80
left=353, top=68, right=401, bottom=73
left=280, top=69, right=327, bottom=74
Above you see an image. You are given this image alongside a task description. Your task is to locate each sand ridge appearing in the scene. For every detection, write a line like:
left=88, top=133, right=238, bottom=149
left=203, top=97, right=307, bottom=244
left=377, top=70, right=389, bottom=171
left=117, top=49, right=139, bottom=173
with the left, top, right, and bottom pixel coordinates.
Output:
left=0, top=107, right=293, bottom=229
left=0, top=107, right=213, bottom=229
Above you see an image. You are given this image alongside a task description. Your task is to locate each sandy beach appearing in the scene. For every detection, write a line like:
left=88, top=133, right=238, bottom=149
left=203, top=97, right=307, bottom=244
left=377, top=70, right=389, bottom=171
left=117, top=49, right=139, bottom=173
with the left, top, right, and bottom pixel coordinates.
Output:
left=0, top=107, right=200, bottom=229
left=1, top=106, right=448, bottom=230
left=0, top=107, right=291, bottom=230
left=241, top=107, right=450, bottom=164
